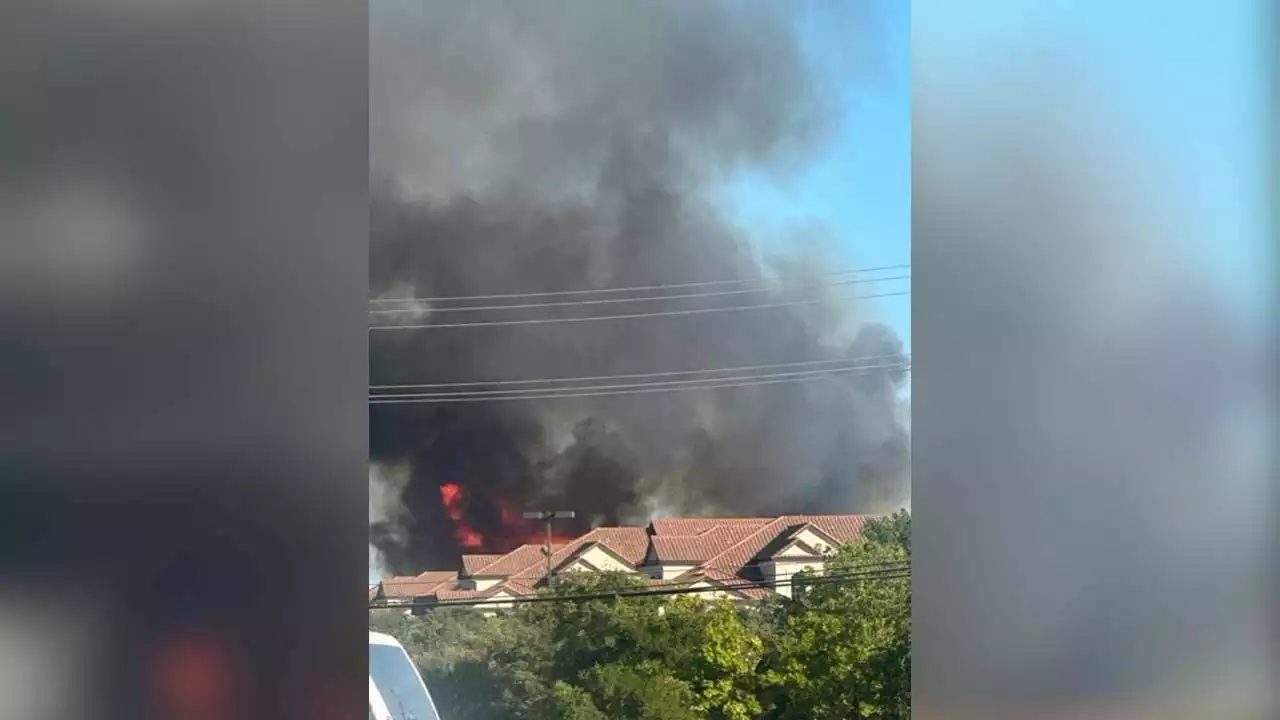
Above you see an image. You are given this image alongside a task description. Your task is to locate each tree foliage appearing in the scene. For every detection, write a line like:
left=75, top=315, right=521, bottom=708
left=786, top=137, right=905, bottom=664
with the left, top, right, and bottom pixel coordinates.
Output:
left=761, top=510, right=911, bottom=719
left=372, top=511, right=911, bottom=719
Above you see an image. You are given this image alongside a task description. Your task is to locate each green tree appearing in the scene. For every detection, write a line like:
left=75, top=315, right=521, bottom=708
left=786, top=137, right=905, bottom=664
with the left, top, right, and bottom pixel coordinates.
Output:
left=374, top=511, right=911, bottom=720
left=761, top=511, right=911, bottom=719
left=683, top=599, right=765, bottom=720
left=578, top=661, right=699, bottom=719
left=548, top=681, right=609, bottom=720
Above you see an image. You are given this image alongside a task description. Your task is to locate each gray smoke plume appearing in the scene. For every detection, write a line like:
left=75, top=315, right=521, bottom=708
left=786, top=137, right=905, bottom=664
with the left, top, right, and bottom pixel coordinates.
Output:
left=369, top=0, right=908, bottom=572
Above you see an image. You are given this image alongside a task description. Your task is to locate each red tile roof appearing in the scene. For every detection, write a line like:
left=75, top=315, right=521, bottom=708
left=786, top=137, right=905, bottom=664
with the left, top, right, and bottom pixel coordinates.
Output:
left=502, top=581, right=539, bottom=596
left=584, top=526, right=650, bottom=564
left=649, top=517, right=771, bottom=536
left=649, top=536, right=710, bottom=564
left=699, top=514, right=874, bottom=576
left=435, top=579, right=539, bottom=603
left=649, top=525, right=765, bottom=563
left=378, top=514, right=880, bottom=603
left=460, top=554, right=505, bottom=575
left=509, top=526, right=649, bottom=582
left=466, top=545, right=547, bottom=577
left=651, top=567, right=773, bottom=600
left=700, top=567, right=774, bottom=599
left=754, top=522, right=839, bottom=559
left=380, top=570, right=458, bottom=600
left=435, top=588, right=494, bottom=602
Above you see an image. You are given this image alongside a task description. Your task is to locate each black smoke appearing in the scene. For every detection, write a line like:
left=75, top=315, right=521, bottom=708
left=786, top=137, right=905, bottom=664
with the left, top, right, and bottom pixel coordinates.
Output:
left=369, top=0, right=909, bottom=573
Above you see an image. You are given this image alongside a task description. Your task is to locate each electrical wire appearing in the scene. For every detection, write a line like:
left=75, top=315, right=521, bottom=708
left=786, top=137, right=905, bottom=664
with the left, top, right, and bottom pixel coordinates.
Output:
left=369, top=290, right=910, bottom=330
left=369, top=363, right=909, bottom=404
left=371, top=360, right=909, bottom=400
left=368, top=275, right=910, bottom=315
left=371, top=353, right=905, bottom=390
left=370, top=264, right=911, bottom=304
left=370, top=561, right=910, bottom=609
left=371, top=557, right=910, bottom=591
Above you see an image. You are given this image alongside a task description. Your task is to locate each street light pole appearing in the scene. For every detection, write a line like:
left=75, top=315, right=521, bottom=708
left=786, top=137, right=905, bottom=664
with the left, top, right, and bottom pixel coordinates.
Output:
left=522, top=510, right=575, bottom=586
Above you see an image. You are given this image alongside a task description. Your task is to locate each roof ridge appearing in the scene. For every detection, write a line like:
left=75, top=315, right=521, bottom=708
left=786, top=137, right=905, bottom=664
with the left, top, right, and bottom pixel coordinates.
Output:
left=787, top=520, right=843, bottom=541
left=469, top=543, right=541, bottom=576
left=382, top=571, right=458, bottom=597
left=546, top=526, right=608, bottom=568
left=577, top=537, right=640, bottom=565
left=668, top=516, right=774, bottom=520
left=525, top=525, right=649, bottom=576
left=699, top=516, right=789, bottom=572
left=508, top=527, right=604, bottom=579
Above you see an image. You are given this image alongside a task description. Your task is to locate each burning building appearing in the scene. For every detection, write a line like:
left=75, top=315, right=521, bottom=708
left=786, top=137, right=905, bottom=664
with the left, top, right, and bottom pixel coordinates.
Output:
left=371, top=513, right=887, bottom=610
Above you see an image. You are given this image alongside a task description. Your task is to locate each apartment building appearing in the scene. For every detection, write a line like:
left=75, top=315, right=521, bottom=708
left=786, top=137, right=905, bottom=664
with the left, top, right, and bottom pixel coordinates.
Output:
left=371, top=514, right=877, bottom=611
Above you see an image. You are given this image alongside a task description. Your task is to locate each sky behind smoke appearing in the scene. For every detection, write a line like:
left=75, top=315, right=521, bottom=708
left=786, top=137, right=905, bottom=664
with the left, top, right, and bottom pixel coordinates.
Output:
left=919, top=0, right=1270, bottom=325
left=722, top=0, right=910, bottom=353
left=912, top=0, right=1273, bottom=713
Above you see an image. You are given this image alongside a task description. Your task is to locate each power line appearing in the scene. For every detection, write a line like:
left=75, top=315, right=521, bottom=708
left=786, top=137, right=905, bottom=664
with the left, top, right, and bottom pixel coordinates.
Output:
left=368, top=275, right=910, bottom=315
left=370, top=561, right=910, bottom=609
left=370, top=264, right=911, bottom=304
left=369, top=363, right=909, bottom=404
left=373, top=568, right=912, bottom=604
left=371, top=353, right=905, bottom=390
left=369, top=290, right=910, bottom=331
left=372, top=558, right=910, bottom=595
left=373, top=572, right=912, bottom=610
left=373, top=556, right=908, bottom=590
left=370, top=361, right=909, bottom=400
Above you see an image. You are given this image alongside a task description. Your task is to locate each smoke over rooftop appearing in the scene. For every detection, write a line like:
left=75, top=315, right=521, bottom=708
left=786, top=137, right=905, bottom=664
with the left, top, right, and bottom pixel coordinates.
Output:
left=369, top=0, right=909, bottom=574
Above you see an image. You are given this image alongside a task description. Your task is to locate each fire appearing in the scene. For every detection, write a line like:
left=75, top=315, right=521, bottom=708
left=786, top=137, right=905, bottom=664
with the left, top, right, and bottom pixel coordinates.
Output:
left=524, top=530, right=575, bottom=547
left=440, top=482, right=577, bottom=552
left=440, top=483, right=464, bottom=519
left=496, top=497, right=574, bottom=547
left=439, top=482, right=486, bottom=549
left=152, top=632, right=234, bottom=716
left=500, top=504, right=521, bottom=526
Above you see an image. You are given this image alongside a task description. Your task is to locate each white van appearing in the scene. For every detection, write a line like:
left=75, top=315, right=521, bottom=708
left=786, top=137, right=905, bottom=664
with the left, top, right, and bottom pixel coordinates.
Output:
left=369, top=631, right=443, bottom=720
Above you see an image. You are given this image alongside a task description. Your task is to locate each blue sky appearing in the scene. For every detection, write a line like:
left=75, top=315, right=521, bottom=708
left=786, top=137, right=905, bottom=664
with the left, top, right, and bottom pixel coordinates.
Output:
left=914, top=0, right=1270, bottom=327
left=719, top=0, right=1270, bottom=351
left=720, top=0, right=912, bottom=353
left=1068, top=1, right=1270, bottom=324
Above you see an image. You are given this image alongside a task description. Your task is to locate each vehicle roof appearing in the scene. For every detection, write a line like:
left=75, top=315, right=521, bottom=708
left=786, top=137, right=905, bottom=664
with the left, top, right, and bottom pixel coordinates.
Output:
left=369, top=631, right=403, bottom=647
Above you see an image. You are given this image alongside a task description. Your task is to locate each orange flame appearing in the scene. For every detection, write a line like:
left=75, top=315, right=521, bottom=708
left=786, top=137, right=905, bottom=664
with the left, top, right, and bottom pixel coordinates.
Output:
left=496, top=497, right=575, bottom=547
left=500, top=504, right=521, bottom=526
left=440, top=482, right=486, bottom=549
left=440, top=483, right=578, bottom=552
left=440, top=483, right=464, bottom=519
left=152, top=632, right=235, bottom=717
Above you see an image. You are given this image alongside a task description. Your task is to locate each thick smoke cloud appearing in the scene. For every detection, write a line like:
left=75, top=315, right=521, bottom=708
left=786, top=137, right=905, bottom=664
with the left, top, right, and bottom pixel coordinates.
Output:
left=369, top=0, right=908, bottom=573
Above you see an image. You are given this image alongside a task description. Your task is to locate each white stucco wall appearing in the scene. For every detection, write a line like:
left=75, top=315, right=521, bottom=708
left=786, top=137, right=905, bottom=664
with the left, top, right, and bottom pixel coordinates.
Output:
left=658, top=563, right=696, bottom=580
left=763, top=559, right=824, bottom=598
left=469, top=577, right=504, bottom=592
left=572, top=545, right=635, bottom=573
left=791, top=527, right=834, bottom=554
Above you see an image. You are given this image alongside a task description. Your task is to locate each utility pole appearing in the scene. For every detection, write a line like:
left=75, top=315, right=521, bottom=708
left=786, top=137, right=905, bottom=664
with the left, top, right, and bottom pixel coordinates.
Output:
left=522, top=510, right=575, bottom=586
